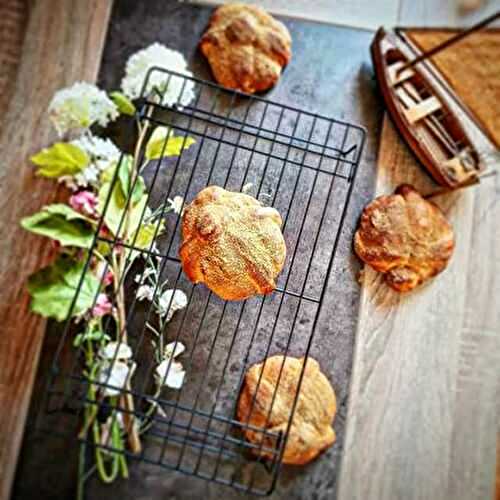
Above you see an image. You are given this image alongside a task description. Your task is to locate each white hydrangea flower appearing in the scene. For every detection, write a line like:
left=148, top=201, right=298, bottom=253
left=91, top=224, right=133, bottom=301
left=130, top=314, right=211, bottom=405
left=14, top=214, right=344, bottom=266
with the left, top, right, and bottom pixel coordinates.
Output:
left=168, top=195, right=184, bottom=214
left=98, top=361, right=135, bottom=397
left=98, top=341, right=133, bottom=360
left=59, top=134, right=121, bottom=190
left=155, top=359, right=185, bottom=389
left=121, top=43, right=196, bottom=106
left=137, top=284, right=155, bottom=302
left=48, top=82, right=118, bottom=136
left=158, top=289, right=187, bottom=321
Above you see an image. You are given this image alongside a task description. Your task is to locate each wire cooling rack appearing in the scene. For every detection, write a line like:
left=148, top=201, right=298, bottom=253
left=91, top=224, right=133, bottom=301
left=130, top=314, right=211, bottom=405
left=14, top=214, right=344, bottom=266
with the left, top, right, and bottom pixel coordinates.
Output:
left=40, top=69, right=365, bottom=495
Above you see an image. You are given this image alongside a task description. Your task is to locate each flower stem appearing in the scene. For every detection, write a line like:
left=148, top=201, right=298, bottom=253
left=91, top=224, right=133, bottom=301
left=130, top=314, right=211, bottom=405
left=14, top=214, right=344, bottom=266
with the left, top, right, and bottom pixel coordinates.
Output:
left=76, top=441, right=87, bottom=500
left=93, top=420, right=120, bottom=483
left=111, top=254, right=142, bottom=454
left=107, top=104, right=154, bottom=455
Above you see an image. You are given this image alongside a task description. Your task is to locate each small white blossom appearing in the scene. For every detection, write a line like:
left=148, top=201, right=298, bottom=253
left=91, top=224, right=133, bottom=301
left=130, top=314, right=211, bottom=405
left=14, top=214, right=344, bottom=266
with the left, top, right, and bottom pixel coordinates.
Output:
left=59, top=134, right=121, bottom=190
left=137, top=284, right=155, bottom=302
left=155, top=359, right=185, bottom=389
left=158, top=289, right=187, bottom=321
left=155, top=340, right=186, bottom=389
left=121, top=43, right=196, bottom=106
left=99, top=341, right=133, bottom=360
left=164, top=341, right=186, bottom=359
left=168, top=195, right=184, bottom=214
left=98, top=361, right=135, bottom=397
left=48, top=82, right=118, bottom=136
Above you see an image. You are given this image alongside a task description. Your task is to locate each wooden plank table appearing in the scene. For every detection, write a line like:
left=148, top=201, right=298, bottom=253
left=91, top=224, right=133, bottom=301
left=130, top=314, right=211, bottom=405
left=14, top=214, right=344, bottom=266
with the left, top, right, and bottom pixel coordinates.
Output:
left=338, top=117, right=500, bottom=500
left=0, top=2, right=113, bottom=499
left=338, top=28, right=500, bottom=500
left=2, top=1, right=499, bottom=499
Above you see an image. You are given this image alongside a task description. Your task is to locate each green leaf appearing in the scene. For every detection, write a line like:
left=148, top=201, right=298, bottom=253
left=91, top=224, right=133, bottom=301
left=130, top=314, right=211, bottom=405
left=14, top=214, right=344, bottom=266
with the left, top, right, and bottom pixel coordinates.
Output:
left=98, top=180, right=149, bottom=240
left=125, top=220, right=165, bottom=262
left=116, top=155, right=145, bottom=205
left=43, top=204, right=91, bottom=221
left=134, top=221, right=164, bottom=249
left=31, top=142, right=89, bottom=178
left=28, top=256, right=101, bottom=321
left=117, top=156, right=133, bottom=199
left=100, top=163, right=117, bottom=185
left=20, top=203, right=94, bottom=248
left=109, top=91, right=136, bottom=116
left=145, top=126, right=196, bottom=160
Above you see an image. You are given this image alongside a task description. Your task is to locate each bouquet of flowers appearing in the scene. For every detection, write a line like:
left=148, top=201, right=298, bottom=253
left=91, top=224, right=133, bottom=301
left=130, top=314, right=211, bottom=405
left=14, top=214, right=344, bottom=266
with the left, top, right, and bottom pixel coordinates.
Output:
left=21, top=43, right=197, bottom=493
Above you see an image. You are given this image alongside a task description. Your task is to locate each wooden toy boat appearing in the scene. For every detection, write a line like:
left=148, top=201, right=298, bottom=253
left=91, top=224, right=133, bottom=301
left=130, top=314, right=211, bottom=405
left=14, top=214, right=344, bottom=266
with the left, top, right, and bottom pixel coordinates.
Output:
left=371, top=11, right=500, bottom=189
left=371, top=27, right=485, bottom=189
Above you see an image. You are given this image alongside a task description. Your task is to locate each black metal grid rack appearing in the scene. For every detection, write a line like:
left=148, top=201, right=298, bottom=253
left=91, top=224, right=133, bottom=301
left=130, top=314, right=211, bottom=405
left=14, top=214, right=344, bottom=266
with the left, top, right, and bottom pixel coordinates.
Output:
left=40, top=69, right=366, bottom=495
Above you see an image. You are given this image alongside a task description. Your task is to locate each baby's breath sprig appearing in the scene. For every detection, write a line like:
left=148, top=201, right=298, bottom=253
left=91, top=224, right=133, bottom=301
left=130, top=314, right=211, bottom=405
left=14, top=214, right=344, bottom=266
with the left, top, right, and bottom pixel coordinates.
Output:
left=135, top=253, right=188, bottom=433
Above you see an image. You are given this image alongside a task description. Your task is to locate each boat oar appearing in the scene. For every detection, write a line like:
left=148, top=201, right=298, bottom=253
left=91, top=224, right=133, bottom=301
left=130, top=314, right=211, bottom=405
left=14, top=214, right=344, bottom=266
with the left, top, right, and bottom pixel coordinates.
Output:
left=398, top=10, right=500, bottom=74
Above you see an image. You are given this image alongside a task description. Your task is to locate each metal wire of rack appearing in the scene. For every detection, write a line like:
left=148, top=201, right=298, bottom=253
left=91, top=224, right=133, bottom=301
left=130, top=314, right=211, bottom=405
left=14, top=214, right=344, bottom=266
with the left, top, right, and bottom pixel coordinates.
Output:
left=39, top=68, right=366, bottom=495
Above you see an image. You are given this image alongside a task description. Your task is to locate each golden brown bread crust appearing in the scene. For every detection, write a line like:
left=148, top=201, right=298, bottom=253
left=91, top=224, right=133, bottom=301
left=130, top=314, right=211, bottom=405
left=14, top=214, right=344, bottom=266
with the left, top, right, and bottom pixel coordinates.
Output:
left=237, top=355, right=336, bottom=465
left=354, top=184, right=455, bottom=292
left=179, top=186, right=286, bottom=301
left=199, top=4, right=292, bottom=93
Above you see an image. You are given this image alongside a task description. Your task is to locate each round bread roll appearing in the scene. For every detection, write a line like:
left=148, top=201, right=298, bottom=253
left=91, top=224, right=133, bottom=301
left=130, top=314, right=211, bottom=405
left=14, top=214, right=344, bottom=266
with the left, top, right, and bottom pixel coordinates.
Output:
left=354, top=184, right=455, bottom=292
left=199, top=4, right=292, bottom=93
left=179, top=186, right=286, bottom=301
left=237, top=355, right=336, bottom=465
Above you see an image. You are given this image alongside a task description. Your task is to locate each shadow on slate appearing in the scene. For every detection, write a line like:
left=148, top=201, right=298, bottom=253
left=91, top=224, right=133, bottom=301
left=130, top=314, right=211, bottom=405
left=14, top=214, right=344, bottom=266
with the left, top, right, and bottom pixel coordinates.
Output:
left=13, top=1, right=383, bottom=499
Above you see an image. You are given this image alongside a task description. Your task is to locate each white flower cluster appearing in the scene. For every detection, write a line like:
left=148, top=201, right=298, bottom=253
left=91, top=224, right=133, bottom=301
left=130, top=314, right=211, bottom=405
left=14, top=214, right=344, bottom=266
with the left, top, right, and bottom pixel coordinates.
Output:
left=98, top=341, right=135, bottom=397
left=48, top=82, right=118, bottom=137
left=137, top=285, right=188, bottom=323
left=158, top=289, right=188, bottom=322
left=60, top=134, right=121, bottom=190
left=121, top=43, right=196, bottom=106
left=167, top=195, right=184, bottom=215
left=155, top=341, right=186, bottom=389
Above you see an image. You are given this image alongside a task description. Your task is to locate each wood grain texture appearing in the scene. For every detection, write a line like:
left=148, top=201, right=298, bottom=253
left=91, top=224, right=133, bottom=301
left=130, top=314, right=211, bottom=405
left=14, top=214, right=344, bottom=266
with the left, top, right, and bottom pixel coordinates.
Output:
left=0, top=0, right=28, bottom=122
left=0, top=1, right=113, bottom=498
left=338, top=40, right=500, bottom=500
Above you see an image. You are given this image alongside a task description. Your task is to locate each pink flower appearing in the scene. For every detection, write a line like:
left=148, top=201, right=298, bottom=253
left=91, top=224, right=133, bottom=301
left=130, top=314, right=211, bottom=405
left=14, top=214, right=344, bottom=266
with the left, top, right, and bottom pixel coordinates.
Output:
left=102, top=270, right=114, bottom=286
left=99, top=225, right=111, bottom=237
left=69, top=190, right=98, bottom=217
left=92, top=293, right=113, bottom=317
left=93, top=260, right=114, bottom=287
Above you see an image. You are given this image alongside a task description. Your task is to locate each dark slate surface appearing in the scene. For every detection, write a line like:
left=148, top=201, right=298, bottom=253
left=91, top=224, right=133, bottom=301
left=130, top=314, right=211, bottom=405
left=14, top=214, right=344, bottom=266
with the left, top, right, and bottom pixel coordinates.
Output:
left=13, top=1, right=382, bottom=499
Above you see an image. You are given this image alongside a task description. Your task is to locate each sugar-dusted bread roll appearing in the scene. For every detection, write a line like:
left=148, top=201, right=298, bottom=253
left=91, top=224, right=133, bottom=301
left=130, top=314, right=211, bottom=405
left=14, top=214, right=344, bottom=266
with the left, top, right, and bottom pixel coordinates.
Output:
left=199, top=4, right=292, bottom=93
left=179, top=186, right=286, bottom=301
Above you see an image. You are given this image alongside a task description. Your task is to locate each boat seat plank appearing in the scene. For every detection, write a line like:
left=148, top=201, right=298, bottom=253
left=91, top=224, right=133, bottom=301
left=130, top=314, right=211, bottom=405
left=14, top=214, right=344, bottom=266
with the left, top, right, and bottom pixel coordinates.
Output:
left=388, top=61, right=415, bottom=85
left=403, top=95, right=442, bottom=123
